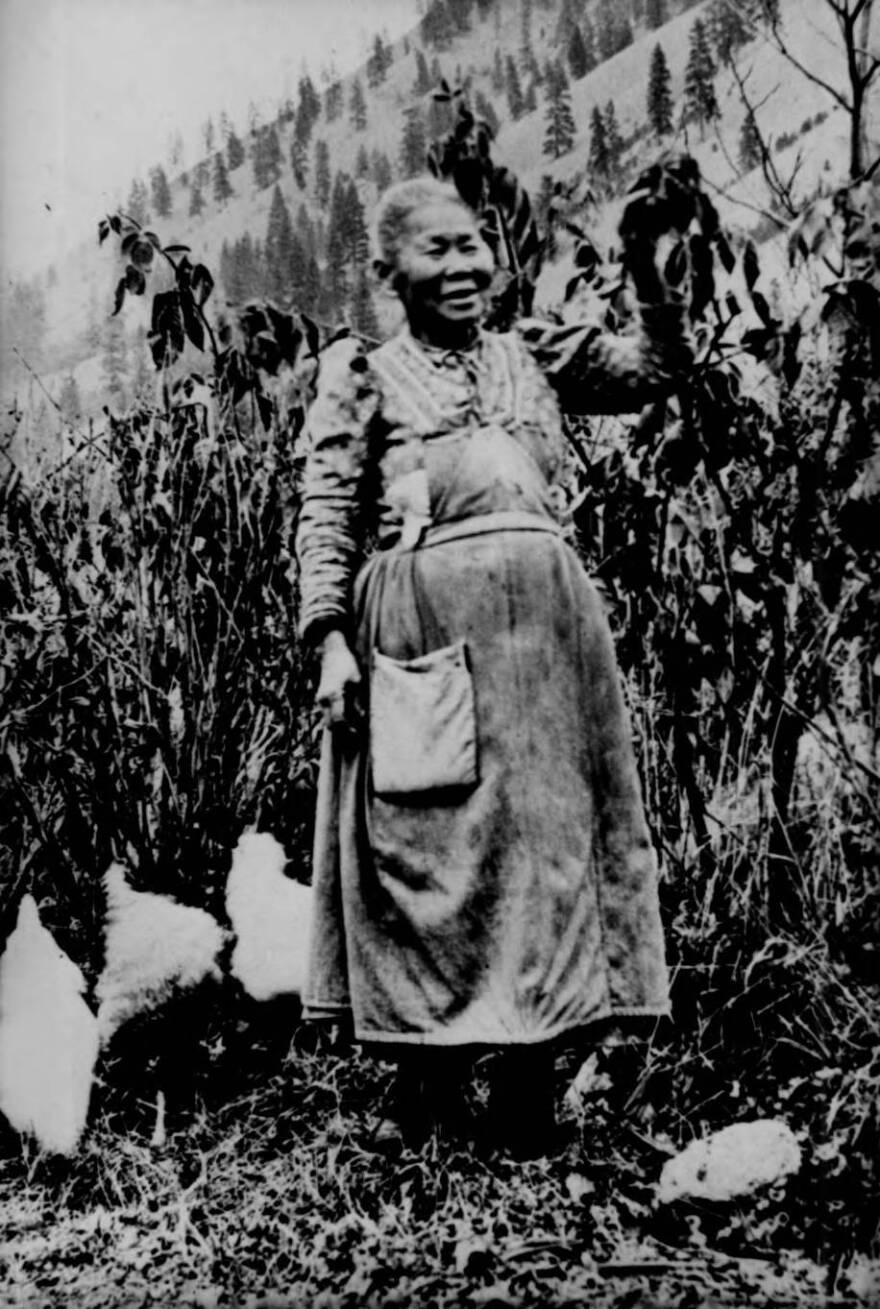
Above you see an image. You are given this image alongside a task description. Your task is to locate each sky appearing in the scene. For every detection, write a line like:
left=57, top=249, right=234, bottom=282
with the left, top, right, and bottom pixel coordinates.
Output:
left=0, top=0, right=418, bottom=279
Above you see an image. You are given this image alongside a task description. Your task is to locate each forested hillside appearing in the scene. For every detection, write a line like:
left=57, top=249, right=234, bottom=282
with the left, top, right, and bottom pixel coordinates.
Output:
left=1, top=0, right=863, bottom=430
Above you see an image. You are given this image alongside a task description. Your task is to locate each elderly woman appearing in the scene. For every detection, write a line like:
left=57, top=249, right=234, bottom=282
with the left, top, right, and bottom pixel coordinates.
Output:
left=297, top=176, right=687, bottom=1155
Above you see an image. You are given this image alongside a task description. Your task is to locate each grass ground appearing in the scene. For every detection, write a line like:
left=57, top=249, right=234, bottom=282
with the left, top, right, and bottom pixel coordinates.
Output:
left=0, top=1034, right=868, bottom=1309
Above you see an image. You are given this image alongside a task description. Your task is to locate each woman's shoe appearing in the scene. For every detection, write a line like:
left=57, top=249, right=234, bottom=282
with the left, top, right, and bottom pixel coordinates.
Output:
left=486, top=1047, right=559, bottom=1158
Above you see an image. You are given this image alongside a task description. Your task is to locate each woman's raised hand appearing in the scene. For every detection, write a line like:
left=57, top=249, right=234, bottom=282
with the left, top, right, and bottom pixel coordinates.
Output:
left=618, top=154, right=704, bottom=305
left=317, top=630, right=363, bottom=733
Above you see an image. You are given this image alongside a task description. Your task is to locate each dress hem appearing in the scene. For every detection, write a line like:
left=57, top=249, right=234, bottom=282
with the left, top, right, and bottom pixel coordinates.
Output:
left=303, top=1001, right=671, bottom=1046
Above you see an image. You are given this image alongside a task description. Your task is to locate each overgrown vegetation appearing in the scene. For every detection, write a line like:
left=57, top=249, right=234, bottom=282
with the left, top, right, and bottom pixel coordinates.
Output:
left=1, top=19, right=879, bottom=1306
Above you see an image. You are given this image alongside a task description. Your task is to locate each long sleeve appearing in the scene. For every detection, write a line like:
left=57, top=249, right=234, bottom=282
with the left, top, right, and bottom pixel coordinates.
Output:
left=296, top=337, right=381, bottom=645
left=518, top=299, right=692, bottom=416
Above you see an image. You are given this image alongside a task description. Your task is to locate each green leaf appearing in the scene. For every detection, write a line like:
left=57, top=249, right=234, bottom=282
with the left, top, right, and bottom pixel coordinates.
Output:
left=130, top=239, right=154, bottom=269
left=124, top=264, right=146, bottom=295
left=112, top=277, right=126, bottom=316
left=256, top=390, right=273, bottom=430
left=181, top=294, right=205, bottom=351
left=715, top=232, right=736, bottom=274
left=743, top=240, right=760, bottom=291
left=191, top=263, right=214, bottom=307
left=301, top=313, right=321, bottom=358
left=750, top=289, right=773, bottom=326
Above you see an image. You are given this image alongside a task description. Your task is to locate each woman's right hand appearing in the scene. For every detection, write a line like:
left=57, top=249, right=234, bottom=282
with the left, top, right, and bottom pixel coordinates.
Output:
left=316, top=629, right=363, bottom=733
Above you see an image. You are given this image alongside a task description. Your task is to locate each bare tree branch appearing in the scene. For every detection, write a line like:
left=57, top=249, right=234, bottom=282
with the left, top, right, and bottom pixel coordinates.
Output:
left=728, top=59, right=802, bottom=217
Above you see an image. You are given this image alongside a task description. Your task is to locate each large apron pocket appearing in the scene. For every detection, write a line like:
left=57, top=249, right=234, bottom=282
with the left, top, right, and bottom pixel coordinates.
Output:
left=369, top=639, right=478, bottom=798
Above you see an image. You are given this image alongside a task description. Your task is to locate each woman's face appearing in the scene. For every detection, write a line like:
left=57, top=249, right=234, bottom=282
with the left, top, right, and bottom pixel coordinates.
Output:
left=388, top=202, right=495, bottom=341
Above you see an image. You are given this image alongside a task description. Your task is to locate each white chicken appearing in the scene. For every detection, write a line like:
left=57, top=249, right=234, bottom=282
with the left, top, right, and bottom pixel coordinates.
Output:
left=95, top=862, right=227, bottom=1044
left=657, top=1118, right=802, bottom=1204
left=0, top=895, right=99, bottom=1155
left=225, top=832, right=313, bottom=1002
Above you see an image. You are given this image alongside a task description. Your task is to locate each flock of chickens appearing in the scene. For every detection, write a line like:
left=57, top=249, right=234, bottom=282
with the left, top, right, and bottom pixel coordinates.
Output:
left=0, top=833, right=804, bottom=1210
left=0, top=833, right=312, bottom=1156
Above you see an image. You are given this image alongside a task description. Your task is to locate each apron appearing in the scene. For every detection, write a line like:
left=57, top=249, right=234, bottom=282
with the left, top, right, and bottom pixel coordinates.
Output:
left=304, top=413, right=670, bottom=1045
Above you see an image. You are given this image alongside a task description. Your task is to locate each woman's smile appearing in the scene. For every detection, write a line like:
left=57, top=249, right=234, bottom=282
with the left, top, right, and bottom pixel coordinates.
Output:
left=382, top=200, right=495, bottom=346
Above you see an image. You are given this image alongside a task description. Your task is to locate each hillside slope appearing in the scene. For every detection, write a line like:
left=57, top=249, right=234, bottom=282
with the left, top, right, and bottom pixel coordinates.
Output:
left=7, top=0, right=874, bottom=414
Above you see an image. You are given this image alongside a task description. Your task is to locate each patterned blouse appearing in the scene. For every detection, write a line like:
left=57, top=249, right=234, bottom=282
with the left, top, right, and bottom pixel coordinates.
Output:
left=297, top=303, right=690, bottom=644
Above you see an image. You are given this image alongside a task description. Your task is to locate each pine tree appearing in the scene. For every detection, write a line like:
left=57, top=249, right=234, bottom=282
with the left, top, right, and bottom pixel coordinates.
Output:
left=203, top=118, right=215, bottom=155
left=302, top=255, right=322, bottom=314
left=325, top=173, right=351, bottom=313
left=708, top=0, right=750, bottom=64
left=520, top=0, right=535, bottom=71
left=604, top=99, right=624, bottom=177
left=167, top=130, right=185, bottom=169
left=189, top=182, right=205, bottom=217
left=265, top=185, right=295, bottom=303
left=588, top=103, right=610, bottom=177
left=290, top=136, right=308, bottom=190
left=645, top=0, right=667, bottom=30
left=543, top=60, right=576, bottom=158
left=524, top=80, right=538, bottom=113
left=235, top=233, right=266, bottom=300
left=400, top=109, right=428, bottom=178
left=296, top=203, right=318, bottom=261
left=356, top=143, right=371, bottom=178
left=555, top=0, right=580, bottom=47
left=345, top=179, right=370, bottom=265
left=372, top=150, right=393, bottom=192
left=289, top=232, right=307, bottom=302
left=448, top=0, right=473, bottom=34
left=325, top=80, right=343, bottom=122
left=581, top=15, right=597, bottom=72
left=253, top=124, right=282, bottom=189
left=314, top=138, right=331, bottom=208
left=350, top=78, right=367, bottom=131
left=213, top=151, right=234, bottom=205
left=219, top=110, right=233, bottom=143
left=227, top=130, right=245, bottom=171
left=126, top=178, right=149, bottom=225
left=491, top=47, right=505, bottom=94
left=505, top=54, right=525, bottom=120
left=298, top=74, right=322, bottom=132
left=421, top=0, right=453, bottom=48
left=264, top=123, right=281, bottom=184
left=367, top=35, right=384, bottom=87
left=414, top=47, right=432, bottom=93
left=150, top=166, right=172, bottom=218
left=683, top=18, right=719, bottom=133
left=102, top=316, right=128, bottom=408
left=647, top=43, right=673, bottom=136
left=597, top=0, right=617, bottom=60
left=430, top=56, right=444, bottom=84
left=739, top=109, right=763, bottom=169
left=567, top=25, right=590, bottom=80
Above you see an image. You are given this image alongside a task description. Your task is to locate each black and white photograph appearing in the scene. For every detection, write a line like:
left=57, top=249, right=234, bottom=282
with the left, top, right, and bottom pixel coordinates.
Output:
left=0, top=0, right=878, bottom=1304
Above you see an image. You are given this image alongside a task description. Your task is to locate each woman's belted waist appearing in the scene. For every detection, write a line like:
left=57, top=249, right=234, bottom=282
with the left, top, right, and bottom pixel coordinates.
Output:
left=385, top=511, right=563, bottom=553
